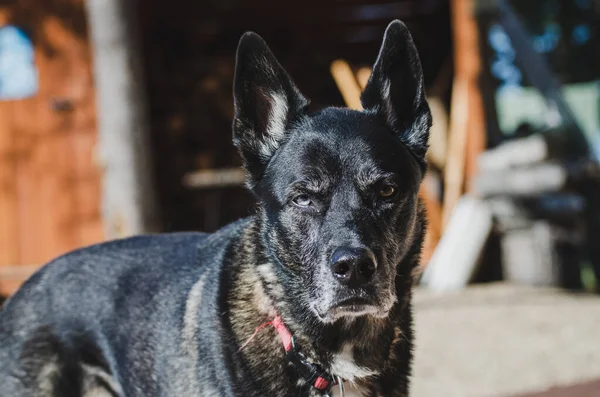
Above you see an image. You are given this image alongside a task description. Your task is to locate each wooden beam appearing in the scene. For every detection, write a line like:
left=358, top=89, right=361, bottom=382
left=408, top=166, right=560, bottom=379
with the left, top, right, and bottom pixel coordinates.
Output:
left=330, top=60, right=363, bottom=110
left=183, top=168, right=246, bottom=189
left=464, top=84, right=486, bottom=192
left=356, top=67, right=371, bottom=90
left=443, top=78, right=469, bottom=228
left=442, top=0, right=486, bottom=228
left=85, top=0, right=159, bottom=238
left=422, top=195, right=493, bottom=291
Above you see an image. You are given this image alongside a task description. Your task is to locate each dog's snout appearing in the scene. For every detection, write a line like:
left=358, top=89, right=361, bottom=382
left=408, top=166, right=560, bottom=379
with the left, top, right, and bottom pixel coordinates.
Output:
left=330, top=247, right=377, bottom=287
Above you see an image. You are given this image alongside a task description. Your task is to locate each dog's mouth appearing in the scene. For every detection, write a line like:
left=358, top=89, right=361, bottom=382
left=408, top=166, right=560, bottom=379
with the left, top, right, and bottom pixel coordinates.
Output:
left=311, top=285, right=397, bottom=323
left=331, top=297, right=374, bottom=312
left=313, top=296, right=384, bottom=323
left=328, top=298, right=378, bottom=318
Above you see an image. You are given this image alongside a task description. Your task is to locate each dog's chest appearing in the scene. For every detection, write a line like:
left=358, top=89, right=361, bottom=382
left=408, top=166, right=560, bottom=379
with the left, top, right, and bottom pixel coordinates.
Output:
left=329, top=382, right=370, bottom=397
left=328, top=346, right=377, bottom=397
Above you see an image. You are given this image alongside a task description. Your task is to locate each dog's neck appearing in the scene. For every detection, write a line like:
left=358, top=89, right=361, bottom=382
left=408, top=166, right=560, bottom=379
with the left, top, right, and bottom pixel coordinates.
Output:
left=228, top=217, right=405, bottom=394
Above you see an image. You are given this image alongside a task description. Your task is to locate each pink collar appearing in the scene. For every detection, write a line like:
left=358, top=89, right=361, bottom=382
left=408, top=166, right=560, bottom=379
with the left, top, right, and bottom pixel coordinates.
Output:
left=240, top=314, right=336, bottom=393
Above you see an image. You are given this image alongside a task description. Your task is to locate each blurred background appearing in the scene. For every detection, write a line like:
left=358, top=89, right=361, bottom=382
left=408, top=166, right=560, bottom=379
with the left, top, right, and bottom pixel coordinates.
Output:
left=0, top=0, right=600, bottom=396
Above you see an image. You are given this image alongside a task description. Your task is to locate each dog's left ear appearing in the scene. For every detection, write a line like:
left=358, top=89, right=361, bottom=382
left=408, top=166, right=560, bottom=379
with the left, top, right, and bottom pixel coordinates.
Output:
left=233, top=32, right=309, bottom=187
left=361, top=20, right=432, bottom=162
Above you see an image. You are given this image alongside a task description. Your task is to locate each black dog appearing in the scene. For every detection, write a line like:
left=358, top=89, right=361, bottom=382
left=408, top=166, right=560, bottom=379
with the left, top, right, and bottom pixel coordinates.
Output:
left=0, top=20, right=430, bottom=397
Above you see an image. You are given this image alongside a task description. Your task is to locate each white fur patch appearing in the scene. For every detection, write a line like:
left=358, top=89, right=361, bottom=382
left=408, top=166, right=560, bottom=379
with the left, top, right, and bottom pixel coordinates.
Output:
left=266, top=92, right=288, bottom=139
left=380, top=78, right=398, bottom=129
left=37, top=360, right=60, bottom=394
left=253, top=277, right=274, bottom=316
left=183, top=274, right=207, bottom=353
left=81, top=363, right=124, bottom=397
left=381, top=78, right=391, bottom=100
left=258, top=92, right=289, bottom=160
left=174, top=273, right=207, bottom=394
left=257, top=263, right=285, bottom=300
left=257, top=263, right=278, bottom=283
left=330, top=344, right=378, bottom=382
left=84, top=389, right=115, bottom=397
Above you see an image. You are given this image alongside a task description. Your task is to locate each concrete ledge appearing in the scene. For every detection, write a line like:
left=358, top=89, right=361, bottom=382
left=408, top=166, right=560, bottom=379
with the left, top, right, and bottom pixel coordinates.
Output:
left=412, top=283, right=600, bottom=397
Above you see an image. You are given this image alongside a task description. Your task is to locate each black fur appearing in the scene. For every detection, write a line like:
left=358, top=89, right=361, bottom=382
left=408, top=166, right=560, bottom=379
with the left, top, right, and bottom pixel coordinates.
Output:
left=0, top=20, right=430, bottom=397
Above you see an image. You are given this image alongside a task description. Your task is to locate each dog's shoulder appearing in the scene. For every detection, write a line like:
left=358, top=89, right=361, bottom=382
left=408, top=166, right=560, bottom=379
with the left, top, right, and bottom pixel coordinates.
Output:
left=11, top=232, right=208, bottom=297
left=32, top=217, right=249, bottom=281
left=1, top=218, right=252, bottom=329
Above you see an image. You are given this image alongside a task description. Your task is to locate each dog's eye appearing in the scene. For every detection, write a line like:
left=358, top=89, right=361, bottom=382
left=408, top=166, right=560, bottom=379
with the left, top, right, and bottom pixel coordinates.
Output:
left=379, top=185, right=396, bottom=198
left=292, top=194, right=312, bottom=207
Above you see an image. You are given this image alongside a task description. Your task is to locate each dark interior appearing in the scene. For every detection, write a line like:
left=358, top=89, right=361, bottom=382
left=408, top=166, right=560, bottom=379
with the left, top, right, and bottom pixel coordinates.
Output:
left=138, top=0, right=452, bottom=232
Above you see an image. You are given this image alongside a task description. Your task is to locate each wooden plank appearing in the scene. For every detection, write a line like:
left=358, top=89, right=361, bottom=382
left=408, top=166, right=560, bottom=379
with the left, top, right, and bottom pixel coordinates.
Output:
left=14, top=18, right=76, bottom=264
left=47, top=16, right=91, bottom=255
left=64, top=21, right=104, bottom=247
left=330, top=60, right=363, bottom=110
left=442, top=0, right=486, bottom=228
left=86, top=0, right=160, bottom=238
left=422, top=194, right=493, bottom=291
left=427, top=97, right=449, bottom=170
left=0, top=8, right=21, bottom=295
left=426, top=57, right=452, bottom=171
left=184, top=168, right=246, bottom=189
left=464, top=82, right=486, bottom=191
left=442, top=78, right=469, bottom=228
left=452, top=0, right=481, bottom=86
left=14, top=11, right=102, bottom=266
left=356, top=67, right=371, bottom=90
left=456, top=0, right=486, bottom=190
left=0, top=102, right=19, bottom=268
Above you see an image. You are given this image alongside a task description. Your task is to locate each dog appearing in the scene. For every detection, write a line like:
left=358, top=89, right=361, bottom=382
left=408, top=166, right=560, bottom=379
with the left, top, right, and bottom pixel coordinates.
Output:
left=0, top=20, right=431, bottom=397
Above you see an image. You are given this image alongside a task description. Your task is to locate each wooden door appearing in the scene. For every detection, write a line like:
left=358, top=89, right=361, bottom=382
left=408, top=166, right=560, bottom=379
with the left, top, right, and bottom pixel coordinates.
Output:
left=0, top=1, right=103, bottom=296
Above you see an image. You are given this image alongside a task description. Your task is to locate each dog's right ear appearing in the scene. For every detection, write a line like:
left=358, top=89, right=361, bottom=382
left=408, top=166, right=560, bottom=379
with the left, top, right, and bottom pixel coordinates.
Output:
left=233, top=32, right=309, bottom=187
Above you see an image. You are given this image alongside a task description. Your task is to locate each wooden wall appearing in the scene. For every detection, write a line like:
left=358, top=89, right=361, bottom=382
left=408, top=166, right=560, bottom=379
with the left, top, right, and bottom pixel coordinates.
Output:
left=0, top=0, right=103, bottom=296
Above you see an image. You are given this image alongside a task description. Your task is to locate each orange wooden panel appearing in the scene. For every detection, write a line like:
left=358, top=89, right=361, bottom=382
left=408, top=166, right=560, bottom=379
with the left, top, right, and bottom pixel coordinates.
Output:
left=0, top=2, right=103, bottom=296
left=0, top=9, right=21, bottom=295
left=14, top=14, right=102, bottom=267
left=69, top=69, right=103, bottom=247
left=0, top=103, right=20, bottom=268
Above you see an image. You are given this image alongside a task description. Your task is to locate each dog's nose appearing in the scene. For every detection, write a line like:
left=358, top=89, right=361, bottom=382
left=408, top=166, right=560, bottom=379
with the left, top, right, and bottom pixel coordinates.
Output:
left=330, top=247, right=377, bottom=287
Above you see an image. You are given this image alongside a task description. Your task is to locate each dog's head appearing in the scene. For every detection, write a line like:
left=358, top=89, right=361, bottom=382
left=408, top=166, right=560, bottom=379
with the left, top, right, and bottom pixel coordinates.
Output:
left=233, top=21, right=431, bottom=324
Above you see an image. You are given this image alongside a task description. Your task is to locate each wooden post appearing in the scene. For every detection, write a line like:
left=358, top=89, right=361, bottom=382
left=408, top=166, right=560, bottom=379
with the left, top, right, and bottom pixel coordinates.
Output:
left=85, top=0, right=159, bottom=237
left=442, top=0, right=487, bottom=228
left=330, top=60, right=363, bottom=110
